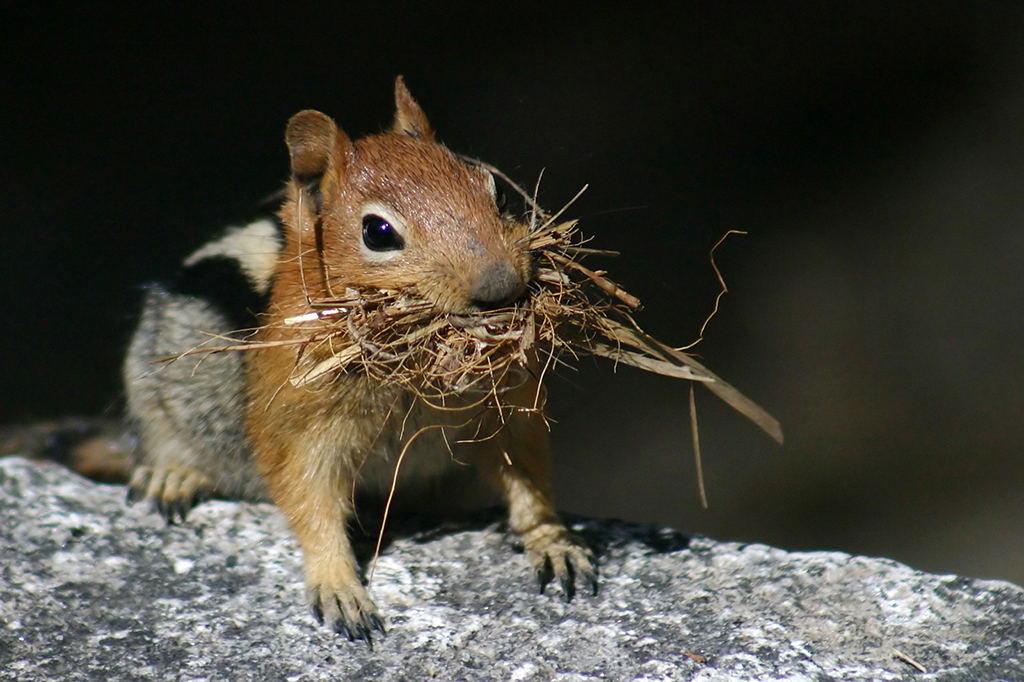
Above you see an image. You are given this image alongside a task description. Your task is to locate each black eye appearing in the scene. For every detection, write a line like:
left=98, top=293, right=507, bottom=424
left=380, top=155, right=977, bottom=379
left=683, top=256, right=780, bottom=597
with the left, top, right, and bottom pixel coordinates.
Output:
left=362, top=214, right=404, bottom=251
left=494, top=184, right=508, bottom=212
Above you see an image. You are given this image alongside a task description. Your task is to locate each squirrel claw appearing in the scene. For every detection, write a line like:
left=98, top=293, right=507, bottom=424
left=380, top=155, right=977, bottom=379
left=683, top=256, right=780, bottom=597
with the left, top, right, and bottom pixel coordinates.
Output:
left=558, top=560, right=577, bottom=602
left=126, top=465, right=214, bottom=524
left=536, top=560, right=555, bottom=594
left=339, top=610, right=386, bottom=646
left=309, top=583, right=386, bottom=646
left=582, top=565, right=600, bottom=597
left=527, top=526, right=598, bottom=601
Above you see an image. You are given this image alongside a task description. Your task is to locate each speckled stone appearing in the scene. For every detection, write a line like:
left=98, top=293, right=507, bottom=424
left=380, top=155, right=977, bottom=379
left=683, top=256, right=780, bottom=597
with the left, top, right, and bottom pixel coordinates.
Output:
left=1, top=457, right=1022, bottom=681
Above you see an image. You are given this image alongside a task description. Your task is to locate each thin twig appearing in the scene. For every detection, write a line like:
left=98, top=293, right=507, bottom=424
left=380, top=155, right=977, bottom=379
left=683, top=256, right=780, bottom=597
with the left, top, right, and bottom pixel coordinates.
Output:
left=893, top=649, right=927, bottom=673
left=679, top=229, right=746, bottom=351
left=690, top=384, right=708, bottom=509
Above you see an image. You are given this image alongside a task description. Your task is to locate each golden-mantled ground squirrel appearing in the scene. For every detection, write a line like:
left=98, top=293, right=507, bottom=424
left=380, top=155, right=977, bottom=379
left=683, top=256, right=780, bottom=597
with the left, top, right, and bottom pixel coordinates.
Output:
left=122, top=78, right=596, bottom=642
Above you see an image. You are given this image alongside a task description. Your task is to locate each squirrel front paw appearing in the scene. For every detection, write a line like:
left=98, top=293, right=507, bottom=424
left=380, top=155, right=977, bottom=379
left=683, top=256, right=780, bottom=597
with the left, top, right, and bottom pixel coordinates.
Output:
left=308, top=580, right=386, bottom=643
left=126, top=465, right=214, bottom=523
left=523, top=524, right=599, bottom=600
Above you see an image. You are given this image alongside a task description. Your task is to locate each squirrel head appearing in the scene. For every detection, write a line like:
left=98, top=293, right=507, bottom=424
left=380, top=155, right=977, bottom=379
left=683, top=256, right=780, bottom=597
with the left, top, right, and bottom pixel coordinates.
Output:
left=277, top=77, right=530, bottom=315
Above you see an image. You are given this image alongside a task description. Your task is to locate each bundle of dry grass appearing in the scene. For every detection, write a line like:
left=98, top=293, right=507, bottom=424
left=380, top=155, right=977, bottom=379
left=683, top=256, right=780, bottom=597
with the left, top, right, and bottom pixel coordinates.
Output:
left=169, top=168, right=782, bottom=447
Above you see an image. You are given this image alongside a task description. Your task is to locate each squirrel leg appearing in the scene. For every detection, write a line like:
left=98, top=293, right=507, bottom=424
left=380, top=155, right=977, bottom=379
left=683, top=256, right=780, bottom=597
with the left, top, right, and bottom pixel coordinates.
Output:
left=489, top=406, right=598, bottom=600
left=257, top=434, right=386, bottom=643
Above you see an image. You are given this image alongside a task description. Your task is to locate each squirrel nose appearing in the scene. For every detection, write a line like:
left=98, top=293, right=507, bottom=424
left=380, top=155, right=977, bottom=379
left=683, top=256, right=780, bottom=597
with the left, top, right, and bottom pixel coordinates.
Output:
left=470, top=260, right=525, bottom=309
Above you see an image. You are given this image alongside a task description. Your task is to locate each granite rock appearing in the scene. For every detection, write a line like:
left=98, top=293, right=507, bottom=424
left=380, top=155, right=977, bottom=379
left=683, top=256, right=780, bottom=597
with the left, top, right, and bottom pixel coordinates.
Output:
left=1, top=457, right=1022, bottom=681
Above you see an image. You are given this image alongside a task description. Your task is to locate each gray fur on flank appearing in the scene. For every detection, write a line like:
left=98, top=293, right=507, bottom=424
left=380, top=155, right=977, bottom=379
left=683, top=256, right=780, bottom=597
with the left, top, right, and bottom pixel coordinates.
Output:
left=122, top=220, right=283, bottom=502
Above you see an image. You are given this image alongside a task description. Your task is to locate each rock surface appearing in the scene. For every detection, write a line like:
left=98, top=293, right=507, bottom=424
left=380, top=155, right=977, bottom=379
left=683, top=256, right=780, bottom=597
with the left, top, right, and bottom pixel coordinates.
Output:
left=1, top=457, right=1022, bottom=681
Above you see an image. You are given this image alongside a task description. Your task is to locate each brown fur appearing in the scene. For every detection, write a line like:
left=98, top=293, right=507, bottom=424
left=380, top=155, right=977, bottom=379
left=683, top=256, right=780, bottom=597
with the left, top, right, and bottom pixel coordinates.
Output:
left=247, top=78, right=595, bottom=641
left=0, top=417, right=132, bottom=483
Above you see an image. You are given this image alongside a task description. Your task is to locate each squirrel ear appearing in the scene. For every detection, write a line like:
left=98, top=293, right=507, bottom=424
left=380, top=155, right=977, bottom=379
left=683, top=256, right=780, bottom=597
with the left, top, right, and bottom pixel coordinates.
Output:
left=285, top=110, right=352, bottom=184
left=392, top=76, right=434, bottom=140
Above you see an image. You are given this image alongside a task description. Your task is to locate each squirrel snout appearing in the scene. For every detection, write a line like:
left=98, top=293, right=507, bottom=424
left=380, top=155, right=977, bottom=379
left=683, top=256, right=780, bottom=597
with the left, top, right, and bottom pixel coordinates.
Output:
left=469, top=260, right=526, bottom=309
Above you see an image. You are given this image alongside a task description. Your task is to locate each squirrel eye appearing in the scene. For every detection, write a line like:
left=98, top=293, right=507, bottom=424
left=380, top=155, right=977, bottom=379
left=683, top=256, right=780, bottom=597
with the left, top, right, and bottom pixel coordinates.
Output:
left=362, top=214, right=404, bottom=251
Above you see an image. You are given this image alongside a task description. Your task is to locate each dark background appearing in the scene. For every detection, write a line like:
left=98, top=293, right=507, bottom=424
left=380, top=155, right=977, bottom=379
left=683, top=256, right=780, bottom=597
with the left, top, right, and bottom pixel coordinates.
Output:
left=4, top=3, right=1024, bottom=584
